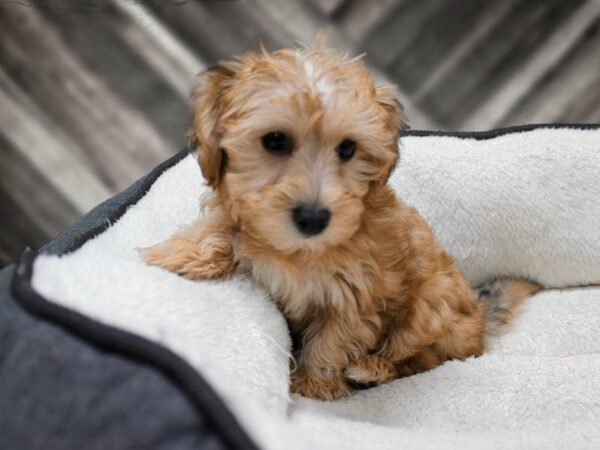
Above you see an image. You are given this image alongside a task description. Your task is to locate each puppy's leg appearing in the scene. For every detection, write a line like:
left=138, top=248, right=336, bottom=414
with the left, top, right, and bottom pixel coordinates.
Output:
left=344, top=354, right=397, bottom=388
left=290, top=366, right=349, bottom=401
left=375, top=269, right=485, bottom=379
left=141, top=209, right=237, bottom=280
left=343, top=264, right=485, bottom=387
left=344, top=348, right=440, bottom=386
left=359, top=304, right=440, bottom=383
left=291, top=306, right=380, bottom=400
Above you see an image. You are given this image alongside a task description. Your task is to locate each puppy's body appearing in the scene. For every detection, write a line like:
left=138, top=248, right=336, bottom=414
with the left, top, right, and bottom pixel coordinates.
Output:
left=143, top=42, right=540, bottom=400
left=247, top=188, right=488, bottom=399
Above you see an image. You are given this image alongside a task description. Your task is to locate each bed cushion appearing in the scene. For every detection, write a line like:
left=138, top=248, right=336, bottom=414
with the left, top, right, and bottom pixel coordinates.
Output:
left=7, top=124, right=600, bottom=449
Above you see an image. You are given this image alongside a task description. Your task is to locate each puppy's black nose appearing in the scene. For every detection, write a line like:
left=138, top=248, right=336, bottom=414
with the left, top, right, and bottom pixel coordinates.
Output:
left=292, top=203, right=331, bottom=236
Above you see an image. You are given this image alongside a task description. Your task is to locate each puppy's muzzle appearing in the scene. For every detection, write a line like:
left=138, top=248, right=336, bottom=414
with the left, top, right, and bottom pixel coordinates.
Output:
left=292, top=203, right=331, bottom=236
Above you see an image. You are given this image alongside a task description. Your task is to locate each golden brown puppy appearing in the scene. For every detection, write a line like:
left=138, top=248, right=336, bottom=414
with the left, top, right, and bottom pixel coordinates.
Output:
left=142, top=40, right=540, bottom=400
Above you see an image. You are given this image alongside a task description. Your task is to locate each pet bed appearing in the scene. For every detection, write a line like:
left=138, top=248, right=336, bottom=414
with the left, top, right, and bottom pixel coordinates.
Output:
left=3, top=124, right=600, bottom=450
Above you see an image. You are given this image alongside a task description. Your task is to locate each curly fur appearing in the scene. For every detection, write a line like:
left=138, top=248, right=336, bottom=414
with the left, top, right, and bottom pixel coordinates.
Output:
left=142, top=40, right=540, bottom=400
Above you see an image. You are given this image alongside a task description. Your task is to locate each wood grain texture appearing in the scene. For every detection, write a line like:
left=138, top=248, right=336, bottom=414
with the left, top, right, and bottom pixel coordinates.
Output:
left=0, top=0, right=598, bottom=267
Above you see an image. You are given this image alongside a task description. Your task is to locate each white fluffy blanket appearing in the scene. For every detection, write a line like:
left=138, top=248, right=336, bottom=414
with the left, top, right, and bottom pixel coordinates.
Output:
left=32, top=127, right=600, bottom=449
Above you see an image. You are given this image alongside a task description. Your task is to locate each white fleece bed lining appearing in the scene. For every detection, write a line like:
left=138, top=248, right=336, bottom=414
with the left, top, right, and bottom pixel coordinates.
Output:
left=31, top=126, right=600, bottom=450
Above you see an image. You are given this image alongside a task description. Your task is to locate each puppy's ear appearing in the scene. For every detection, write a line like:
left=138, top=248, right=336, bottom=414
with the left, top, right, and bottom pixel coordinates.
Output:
left=375, top=84, right=404, bottom=185
left=189, top=65, right=235, bottom=189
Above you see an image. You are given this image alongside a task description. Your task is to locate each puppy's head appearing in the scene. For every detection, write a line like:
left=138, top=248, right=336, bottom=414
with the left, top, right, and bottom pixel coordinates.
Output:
left=190, top=44, right=403, bottom=255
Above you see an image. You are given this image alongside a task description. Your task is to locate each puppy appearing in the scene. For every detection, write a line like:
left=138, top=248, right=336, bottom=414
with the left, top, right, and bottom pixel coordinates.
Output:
left=142, top=40, right=540, bottom=400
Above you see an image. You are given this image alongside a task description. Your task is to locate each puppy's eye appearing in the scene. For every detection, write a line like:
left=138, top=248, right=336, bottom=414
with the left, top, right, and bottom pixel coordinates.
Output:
left=262, top=132, right=292, bottom=155
left=337, top=139, right=356, bottom=161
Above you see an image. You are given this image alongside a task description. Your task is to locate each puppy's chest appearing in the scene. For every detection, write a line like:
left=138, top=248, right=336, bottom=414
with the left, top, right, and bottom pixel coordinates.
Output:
left=243, top=257, right=371, bottom=320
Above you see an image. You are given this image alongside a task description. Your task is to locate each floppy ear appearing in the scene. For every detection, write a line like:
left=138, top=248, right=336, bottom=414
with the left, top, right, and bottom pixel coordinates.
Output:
left=375, top=84, right=404, bottom=185
left=189, top=65, right=235, bottom=189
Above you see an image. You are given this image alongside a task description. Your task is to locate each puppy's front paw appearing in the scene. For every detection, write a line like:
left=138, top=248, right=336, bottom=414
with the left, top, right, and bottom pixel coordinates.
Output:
left=344, top=355, right=396, bottom=389
left=140, top=238, right=236, bottom=280
left=291, top=370, right=349, bottom=400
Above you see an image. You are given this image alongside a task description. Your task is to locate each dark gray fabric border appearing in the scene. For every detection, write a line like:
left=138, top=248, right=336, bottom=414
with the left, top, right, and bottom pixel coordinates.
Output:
left=42, top=146, right=192, bottom=256
left=403, top=123, right=600, bottom=140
